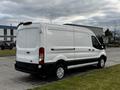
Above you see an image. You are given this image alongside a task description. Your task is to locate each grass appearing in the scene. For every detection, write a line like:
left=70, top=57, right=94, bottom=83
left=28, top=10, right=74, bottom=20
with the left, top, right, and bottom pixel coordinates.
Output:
left=0, top=49, right=16, bottom=56
left=29, top=65, right=120, bottom=90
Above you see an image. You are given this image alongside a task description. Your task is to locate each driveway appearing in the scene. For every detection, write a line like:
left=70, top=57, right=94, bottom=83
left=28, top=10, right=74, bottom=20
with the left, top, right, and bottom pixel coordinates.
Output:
left=0, top=47, right=120, bottom=90
left=0, top=56, right=48, bottom=90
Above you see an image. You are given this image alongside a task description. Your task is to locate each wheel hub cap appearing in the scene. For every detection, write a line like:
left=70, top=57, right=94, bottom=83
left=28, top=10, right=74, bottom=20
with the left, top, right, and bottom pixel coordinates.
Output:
left=57, top=67, right=64, bottom=79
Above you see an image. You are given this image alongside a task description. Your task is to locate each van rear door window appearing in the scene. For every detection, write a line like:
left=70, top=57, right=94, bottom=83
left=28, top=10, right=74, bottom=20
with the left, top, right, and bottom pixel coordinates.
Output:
left=17, top=28, right=39, bottom=48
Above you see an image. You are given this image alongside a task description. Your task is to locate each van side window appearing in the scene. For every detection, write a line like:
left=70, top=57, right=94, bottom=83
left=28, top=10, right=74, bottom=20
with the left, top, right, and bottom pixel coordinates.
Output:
left=91, top=36, right=101, bottom=49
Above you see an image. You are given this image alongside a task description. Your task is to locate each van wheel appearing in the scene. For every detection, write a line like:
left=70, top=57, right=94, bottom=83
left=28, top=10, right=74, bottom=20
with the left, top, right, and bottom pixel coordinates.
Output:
left=97, top=57, right=106, bottom=68
left=55, top=64, right=65, bottom=80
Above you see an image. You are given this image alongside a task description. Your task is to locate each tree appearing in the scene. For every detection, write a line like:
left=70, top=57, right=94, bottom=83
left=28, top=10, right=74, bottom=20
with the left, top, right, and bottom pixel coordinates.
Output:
left=105, top=29, right=112, bottom=37
left=105, top=29, right=113, bottom=43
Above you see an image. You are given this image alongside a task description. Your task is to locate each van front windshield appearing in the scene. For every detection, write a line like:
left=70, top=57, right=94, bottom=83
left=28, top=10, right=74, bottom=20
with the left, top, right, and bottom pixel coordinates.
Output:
left=17, top=28, right=39, bottom=48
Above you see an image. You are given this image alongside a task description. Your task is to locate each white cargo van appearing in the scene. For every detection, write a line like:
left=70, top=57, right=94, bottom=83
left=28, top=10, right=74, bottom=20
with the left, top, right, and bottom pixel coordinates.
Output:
left=15, top=22, right=107, bottom=79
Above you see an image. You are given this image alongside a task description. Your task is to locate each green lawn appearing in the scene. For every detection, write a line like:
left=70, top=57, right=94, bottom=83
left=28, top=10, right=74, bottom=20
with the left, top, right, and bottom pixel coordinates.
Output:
left=0, top=49, right=16, bottom=56
left=29, top=65, right=120, bottom=90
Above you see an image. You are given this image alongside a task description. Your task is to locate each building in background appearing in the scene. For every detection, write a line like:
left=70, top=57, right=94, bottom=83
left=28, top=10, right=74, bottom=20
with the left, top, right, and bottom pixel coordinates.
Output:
left=0, top=25, right=17, bottom=42
left=64, top=24, right=104, bottom=37
left=64, top=24, right=104, bottom=44
left=0, top=25, right=17, bottom=50
left=0, top=24, right=104, bottom=44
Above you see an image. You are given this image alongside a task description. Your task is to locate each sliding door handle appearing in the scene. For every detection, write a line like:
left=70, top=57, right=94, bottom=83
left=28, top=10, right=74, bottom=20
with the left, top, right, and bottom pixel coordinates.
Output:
left=51, top=48, right=75, bottom=51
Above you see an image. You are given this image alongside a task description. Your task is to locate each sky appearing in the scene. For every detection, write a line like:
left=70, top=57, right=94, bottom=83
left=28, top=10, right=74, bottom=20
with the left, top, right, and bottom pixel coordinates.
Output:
left=0, top=0, right=120, bottom=29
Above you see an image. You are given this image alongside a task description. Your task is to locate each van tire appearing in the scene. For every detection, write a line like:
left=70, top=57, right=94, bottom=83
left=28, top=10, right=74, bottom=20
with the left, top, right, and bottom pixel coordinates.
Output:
left=55, top=64, right=65, bottom=80
left=97, top=57, right=106, bottom=68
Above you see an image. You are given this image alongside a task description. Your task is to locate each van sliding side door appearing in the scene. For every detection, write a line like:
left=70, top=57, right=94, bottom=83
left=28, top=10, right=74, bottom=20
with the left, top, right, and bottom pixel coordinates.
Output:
left=74, top=32, right=93, bottom=61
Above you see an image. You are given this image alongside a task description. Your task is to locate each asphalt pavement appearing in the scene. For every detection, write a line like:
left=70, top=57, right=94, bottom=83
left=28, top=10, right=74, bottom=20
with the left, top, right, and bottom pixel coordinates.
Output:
left=0, top=47, right=120, bottom=90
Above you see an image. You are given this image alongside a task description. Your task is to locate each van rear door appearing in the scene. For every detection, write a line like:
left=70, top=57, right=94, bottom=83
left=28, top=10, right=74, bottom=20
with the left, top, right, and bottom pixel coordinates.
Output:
left=16, top=27, right=40, bottom=64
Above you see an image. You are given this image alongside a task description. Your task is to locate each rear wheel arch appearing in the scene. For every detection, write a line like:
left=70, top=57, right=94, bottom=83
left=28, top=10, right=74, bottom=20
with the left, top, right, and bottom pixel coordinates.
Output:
left=56, top=60, right=67, bottom=69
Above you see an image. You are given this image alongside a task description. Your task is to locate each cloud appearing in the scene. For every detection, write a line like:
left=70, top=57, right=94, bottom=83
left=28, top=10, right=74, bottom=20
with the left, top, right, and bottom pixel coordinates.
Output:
left=0, top=0, right=119, bottom=29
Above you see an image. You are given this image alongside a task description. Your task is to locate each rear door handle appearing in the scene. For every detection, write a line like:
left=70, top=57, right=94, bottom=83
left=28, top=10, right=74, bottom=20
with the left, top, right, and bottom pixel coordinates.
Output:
left=26, top=52, right=30, bottom=54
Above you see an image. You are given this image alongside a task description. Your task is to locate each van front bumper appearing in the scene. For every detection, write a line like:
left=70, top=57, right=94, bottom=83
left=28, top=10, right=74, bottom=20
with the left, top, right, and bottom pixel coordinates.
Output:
left=15, top=61, right=55, bottom=75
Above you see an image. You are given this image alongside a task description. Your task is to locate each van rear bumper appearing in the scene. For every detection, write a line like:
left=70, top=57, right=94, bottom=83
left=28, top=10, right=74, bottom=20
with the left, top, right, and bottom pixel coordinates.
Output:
left=15, top=61, right=54, bottom=75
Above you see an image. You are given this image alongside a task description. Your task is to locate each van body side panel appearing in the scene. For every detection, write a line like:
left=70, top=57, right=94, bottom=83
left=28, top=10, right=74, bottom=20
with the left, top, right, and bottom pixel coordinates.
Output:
left=45, top=26, right=74, bottom=63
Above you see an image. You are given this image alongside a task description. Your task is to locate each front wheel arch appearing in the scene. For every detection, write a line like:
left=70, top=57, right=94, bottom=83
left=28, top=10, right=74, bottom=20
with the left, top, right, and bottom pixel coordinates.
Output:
left=100, top=55, right=107, bottom=62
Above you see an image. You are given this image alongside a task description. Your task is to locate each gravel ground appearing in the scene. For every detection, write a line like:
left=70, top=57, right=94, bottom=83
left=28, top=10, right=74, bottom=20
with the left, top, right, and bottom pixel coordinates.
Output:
left=0, top=47, right=120, bottom=90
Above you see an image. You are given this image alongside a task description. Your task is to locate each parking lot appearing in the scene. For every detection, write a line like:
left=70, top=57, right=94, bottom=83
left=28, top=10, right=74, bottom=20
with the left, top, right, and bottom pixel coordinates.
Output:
left=0, top=47, right=120, bottom=90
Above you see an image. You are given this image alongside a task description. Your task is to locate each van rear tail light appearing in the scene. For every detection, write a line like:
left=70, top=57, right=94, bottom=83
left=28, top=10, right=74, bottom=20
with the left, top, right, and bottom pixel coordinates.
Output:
left=39, top=47, right=45, bottom=64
